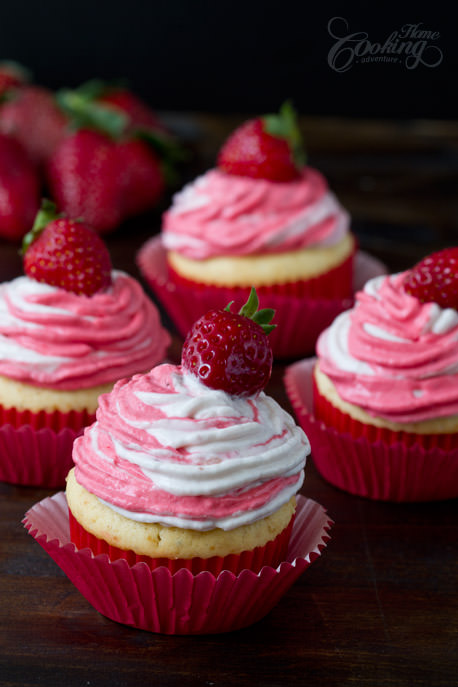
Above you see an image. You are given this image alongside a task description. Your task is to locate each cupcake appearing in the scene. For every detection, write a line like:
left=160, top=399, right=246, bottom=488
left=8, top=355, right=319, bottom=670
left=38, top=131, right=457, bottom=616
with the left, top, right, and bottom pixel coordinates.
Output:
left=0, top=201, right=170, bottom=486
left=138, top=103, right=362, bottom=359
left=285, top=248, right=458, bottom=502
left=24, top=290, right=333, bottom=634
left=66, top=289, right=309, bottom=574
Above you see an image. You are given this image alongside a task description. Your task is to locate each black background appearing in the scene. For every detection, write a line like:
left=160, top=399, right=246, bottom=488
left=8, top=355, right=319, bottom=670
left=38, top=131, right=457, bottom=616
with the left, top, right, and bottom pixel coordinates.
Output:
left=0, top=1, right=456, bottom=119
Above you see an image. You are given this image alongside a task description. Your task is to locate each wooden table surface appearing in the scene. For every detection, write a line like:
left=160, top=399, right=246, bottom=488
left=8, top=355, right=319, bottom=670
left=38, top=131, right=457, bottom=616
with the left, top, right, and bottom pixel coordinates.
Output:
left=0, top=114, right=457, bottom=687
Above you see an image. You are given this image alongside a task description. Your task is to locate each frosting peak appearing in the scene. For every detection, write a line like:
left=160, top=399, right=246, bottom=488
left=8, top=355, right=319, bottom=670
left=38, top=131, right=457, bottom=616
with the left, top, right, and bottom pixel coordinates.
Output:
left=317, top=273, right=458, bottom=423
left=0, top=271, right=170, bottom=389
left=73, top=364, right=309, bottom=530
left=162, top=167, right=350, bottom=259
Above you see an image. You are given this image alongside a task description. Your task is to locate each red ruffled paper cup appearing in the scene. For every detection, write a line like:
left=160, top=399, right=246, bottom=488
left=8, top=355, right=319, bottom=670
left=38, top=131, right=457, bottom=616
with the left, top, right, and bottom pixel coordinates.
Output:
left=136, top=236, right=387, bottom=359
left=23, top=492, right=332, bottom=635
left=284, top=358, right=458, bottom=502
left=0, top=406, right=95, bottom=487
left=68, top=508, right=294, bottom=576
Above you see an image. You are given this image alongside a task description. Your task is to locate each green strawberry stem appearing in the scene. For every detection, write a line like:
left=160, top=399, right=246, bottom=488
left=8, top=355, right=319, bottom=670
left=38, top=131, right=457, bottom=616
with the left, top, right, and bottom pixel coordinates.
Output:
left=21, top=199, right=62, bottom=254
left=263, top=101, right=306, bottom=168
left=56, top=87, right=128, bottom=139
left=225, top=287, right=276, bottom=335
left=56, top=81, right=187, bottom=182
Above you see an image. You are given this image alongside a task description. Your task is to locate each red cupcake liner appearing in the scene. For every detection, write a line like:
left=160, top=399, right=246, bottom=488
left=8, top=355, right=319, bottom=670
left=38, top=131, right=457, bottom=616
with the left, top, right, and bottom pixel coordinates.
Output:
left=312, top=375, right=458, bottom=451
left=23, top=492, right=332, bottom=635
left=284, top=358, right=458, bottom=502
left=137, top=236, right=387, bottom=359
left=68, top=507, right=294, bottom=576
left=0, top=406, right=95, bottom=487
left=0, top=402, right=95, bottom=432
left=167, top=251, right=354, bottom=299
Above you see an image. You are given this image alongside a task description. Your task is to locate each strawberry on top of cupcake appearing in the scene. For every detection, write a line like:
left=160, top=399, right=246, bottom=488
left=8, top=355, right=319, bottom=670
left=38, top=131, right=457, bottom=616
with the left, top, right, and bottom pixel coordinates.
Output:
left=6, top=200, right=170, bottom=393
left=161, top=102, right=353, bottom=289
left=67, top=289, right=309, bottom=574
left=0, top=200, right=170, bottom=486
left=314, top=247, right=458, bottom=440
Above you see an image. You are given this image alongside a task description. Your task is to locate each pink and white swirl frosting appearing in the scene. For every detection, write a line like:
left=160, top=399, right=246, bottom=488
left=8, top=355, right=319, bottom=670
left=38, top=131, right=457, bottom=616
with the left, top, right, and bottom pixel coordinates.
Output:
left=317, top=272, right=458, bottom=423
left=73, top=364, right=309, bottom=530
left=162, top=167, right=350, bottom=259
left=0, top=271, right=170, bottom=389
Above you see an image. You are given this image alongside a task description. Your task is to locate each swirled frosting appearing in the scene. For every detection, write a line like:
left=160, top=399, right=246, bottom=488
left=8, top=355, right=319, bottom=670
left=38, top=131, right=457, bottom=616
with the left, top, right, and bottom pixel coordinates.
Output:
left=73, top=364, right=309, bottom=531
left=316, top=272, right=458, bottom=423
left=162, top=167, right=350, bottom=259
left=0, top=271, right=170, bottom=389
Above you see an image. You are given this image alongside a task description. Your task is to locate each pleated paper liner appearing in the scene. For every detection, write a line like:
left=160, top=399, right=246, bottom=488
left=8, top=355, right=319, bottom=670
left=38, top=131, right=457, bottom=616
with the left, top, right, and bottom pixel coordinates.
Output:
left=312, top=374, right=458, bottom=451
left=0, top=405, right=95, bottom=487
left=284, top=358, right=458, bottom=502
left=136, top=236, right=387, bottom=359
left=69, top=508, right=294, bottom=576
left=24, top=492, right=333, bottom=635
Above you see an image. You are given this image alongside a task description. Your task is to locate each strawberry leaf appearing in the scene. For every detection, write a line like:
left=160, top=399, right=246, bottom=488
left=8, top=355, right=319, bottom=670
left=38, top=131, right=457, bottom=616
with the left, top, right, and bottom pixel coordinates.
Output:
left=263, top=100, right=306, bottom=168
left=21, top=199, right=63, bottom=255
left=56, top=88, right=128, bottom=139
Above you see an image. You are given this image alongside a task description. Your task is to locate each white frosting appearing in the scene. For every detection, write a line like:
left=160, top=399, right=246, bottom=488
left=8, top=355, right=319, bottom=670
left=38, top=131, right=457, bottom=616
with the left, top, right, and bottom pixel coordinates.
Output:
left=74, top=365, right=310, bottom=531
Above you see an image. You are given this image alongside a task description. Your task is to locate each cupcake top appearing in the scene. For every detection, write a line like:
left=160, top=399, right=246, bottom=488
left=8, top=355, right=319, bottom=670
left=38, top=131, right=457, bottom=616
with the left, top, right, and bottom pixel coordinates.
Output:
left=162, top=167, right=350, bottom=260
left=73, top=363, right=309, bottom=531
left=0, top=270, right=170, bottom=390
left=316, top=271, right=458, bottom=424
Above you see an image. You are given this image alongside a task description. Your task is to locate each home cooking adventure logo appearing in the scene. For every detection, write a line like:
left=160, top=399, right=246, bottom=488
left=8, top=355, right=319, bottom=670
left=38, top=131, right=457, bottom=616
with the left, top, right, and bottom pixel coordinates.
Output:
left=327, top=16, right=444, bottom=72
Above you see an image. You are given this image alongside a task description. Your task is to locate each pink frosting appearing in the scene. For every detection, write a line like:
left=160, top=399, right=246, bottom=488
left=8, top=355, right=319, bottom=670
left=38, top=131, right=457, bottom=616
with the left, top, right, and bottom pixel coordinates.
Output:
left=317, top=272, right=458, bottom=424
left=0, top=271, right=170, bottom=389
left=73, top=364, right=308, bottom=530
left=162, top=167, right=350, bottom=259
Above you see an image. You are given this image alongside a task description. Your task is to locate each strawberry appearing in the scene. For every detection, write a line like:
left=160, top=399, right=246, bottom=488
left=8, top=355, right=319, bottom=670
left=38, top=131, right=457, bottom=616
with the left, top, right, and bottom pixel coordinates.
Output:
left=217, top=102, right=305, bottom=182
left=116, top=138, right=164, bottom=217
left=47, top=129, right=124, bottom=234
left=57, top=79, right=165, bottom=135
left=0, top=61, right=29, bottom=98
left=0, top=86, right=68, bottom=166
left=403, top=248, right=458, bottom=309
left=47, top=128, right=165, bottom=234
left=22, top=199, right=112, bottom=296
left=0, top=133, right=41, bottom=241
left=181, top=288, right=275, bottom=397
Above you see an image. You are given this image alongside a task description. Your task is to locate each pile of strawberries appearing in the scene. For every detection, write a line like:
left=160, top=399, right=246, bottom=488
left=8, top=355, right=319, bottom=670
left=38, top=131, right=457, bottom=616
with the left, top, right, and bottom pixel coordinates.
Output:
left=0, top=61, right=181, bottom=241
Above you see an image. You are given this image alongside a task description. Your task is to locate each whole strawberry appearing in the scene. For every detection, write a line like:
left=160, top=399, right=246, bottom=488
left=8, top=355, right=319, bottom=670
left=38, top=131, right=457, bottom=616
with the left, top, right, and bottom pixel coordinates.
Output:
left=217, top=102, right=305, bottom=182
left=0, top=134, right=41, bottom=241
left=403, top=248, right=458, bottom=309
left=0, top=86, right=68, bottom=166
left=182, top=288, right=275, bottom=397
left=23, top=199, right=112, bottom=296
left=117, top=138, right=165, bottom=217
left=47, top=129, right=125, bottom=234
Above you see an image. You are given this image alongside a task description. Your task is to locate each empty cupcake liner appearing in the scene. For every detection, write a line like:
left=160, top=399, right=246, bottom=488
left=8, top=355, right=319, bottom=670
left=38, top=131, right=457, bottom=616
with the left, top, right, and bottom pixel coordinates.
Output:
left=137, top=236, right=387, bottom=359
left=69, top=508, right=294, bottom=575
left=23, top=492, right=332, bottom=634
left=284, top=358, right=458, bottom=502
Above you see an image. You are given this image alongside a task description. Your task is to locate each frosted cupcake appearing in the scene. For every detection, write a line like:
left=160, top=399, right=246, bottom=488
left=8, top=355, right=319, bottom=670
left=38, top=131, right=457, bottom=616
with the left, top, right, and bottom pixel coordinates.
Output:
left=138, top=103, right=359, bottom=359
left=0, top=201, right=170, bottom=486
left=24, top=290, right=333, bottom=634
left=285, top=248, right=458, bottom=501
left=66, top=290, right=309, bottom=574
